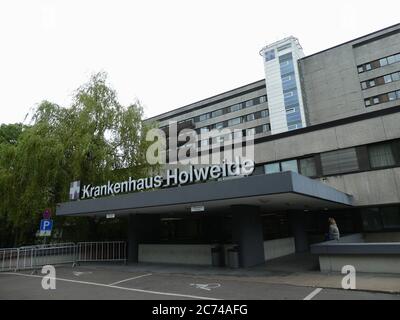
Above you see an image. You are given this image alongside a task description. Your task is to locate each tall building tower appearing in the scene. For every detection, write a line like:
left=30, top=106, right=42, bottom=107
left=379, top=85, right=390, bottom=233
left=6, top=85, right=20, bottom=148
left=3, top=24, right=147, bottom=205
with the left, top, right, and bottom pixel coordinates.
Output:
left=260, top=37, right=307, bottom=134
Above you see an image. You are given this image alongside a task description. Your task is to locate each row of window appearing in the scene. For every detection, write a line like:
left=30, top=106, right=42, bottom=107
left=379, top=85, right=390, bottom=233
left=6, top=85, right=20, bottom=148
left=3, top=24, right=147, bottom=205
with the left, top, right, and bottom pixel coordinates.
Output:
left=198, top=123, right=271, bottom=147
left=358, top=52, right=400, bottom=74
left=193, top=95, right=268, bottom=124
left=361, top=70, right=400, bottom=90
left=364, top=89, right=400, bottom=107
left=197, top=109, right=269, bottom=133
left=264, top=140, right=400, bottom=178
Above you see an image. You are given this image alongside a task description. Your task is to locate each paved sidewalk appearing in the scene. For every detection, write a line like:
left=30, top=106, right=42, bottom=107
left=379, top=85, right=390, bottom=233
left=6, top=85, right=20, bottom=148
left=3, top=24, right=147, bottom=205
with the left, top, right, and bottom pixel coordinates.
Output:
left=78, top=253, right=400, bottom=294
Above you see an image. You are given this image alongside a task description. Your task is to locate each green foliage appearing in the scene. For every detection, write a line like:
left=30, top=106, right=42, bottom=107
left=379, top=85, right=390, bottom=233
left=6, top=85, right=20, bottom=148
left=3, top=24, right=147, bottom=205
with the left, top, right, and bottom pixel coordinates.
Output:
left=0, top=72, right=156, bottom=246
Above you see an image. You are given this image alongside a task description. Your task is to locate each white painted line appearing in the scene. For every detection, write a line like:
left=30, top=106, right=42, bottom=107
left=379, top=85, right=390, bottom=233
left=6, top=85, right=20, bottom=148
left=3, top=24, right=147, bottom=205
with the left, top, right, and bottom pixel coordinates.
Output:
left=303, top=288, right=323, bottom=300
left=2, top=272, right=220, bottom=300
left=190, top=283, right=221, bottom=291
left=108, top=273, right=152, bottom=286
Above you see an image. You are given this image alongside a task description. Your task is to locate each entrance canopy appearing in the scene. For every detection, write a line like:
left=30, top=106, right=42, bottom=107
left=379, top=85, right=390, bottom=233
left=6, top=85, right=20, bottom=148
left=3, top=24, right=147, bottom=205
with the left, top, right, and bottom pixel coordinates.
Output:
left=56, top=171, right=353, bottom=217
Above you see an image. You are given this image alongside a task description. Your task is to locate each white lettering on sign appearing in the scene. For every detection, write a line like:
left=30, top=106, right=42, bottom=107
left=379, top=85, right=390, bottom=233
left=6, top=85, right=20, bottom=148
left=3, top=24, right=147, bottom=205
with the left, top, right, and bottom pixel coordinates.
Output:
left=71, top=157, right=255, bottom=200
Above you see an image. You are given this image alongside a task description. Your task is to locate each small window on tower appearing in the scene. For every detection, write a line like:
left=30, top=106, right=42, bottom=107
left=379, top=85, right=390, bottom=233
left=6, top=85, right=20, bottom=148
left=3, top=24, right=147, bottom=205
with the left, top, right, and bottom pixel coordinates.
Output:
left=264, top=50, right=275, bottom=62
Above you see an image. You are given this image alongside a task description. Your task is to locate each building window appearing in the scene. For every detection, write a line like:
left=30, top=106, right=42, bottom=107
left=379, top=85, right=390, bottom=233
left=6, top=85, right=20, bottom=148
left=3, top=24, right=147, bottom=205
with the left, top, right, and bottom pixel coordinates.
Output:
left=368, top=143, right=396, bottom=169
left=358, top=53, right=400, bottom=75
left=286, top=107, right=296, bottom=114
left=299, top=157, right=317, bottom=177
left=384, top=75, right=392, bottom=83
left=361, top=82, right=367, bottom=89
left=228, top=117, right=241, bottom=126
left=211, top=109, right=223, bottom=118
left=388, top=55, right=396, bottom=64
left=282, top=75, right=292, bottom=82
left=284, top=91, right=294, bottom=98
left=246, top=128, right=255, bottom=136
left=260, top=96, right=267, bottom=103
left=320, top=148, right=359, bottom=175
left=281, top=160, right=298, bottom=173
left=392, top=72, right=400, bottom=82
left=280, top=60, right=290, bottom=67
left=264, top=163, right=280, bottom=174
left=246, top=113, right=255, bottom=122
left=245, top=100, right=254, bottom=108
left=200, top=127, right=209, bottom=133
left=264, top=50, right=275, bottom=62
left=261, top=110, right=269, bottom=118
left=199, top=113, right=210, bottom=122
left=388, top=92, right=397, bottom=101
left=262, top=124, right=270, bottom=132
left=200, top=139, right=209, bottom=147
left=230, top=104, right=241, bottom=113
left=369, top=80, right=376, bottom=87
left=214, top=122, right=224, bottom=130
left=373, top=97, right=380, bottom=104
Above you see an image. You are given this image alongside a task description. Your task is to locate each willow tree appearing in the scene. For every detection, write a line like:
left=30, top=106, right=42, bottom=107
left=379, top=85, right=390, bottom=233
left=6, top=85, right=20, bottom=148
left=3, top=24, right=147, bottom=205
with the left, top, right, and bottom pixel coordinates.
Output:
left=0, top=72, right=156, bottom=246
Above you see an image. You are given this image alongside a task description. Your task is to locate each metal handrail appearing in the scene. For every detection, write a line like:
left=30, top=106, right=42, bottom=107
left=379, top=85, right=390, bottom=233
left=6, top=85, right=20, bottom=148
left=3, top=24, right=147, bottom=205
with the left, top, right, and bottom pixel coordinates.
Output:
left=0, top=241, right=127, bottom=272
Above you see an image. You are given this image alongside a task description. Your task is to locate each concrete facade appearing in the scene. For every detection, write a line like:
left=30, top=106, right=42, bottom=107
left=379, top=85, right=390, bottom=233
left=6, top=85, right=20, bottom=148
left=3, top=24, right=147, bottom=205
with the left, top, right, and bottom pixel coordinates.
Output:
left=253, top=110, right=400, bottom=207
left=299, top=24, right=400, bottom=125
left=138, top=244, right=213, bottom=265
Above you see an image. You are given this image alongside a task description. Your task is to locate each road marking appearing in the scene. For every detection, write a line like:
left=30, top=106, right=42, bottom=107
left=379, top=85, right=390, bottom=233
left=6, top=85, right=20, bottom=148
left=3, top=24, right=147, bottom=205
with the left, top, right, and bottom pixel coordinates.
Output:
left=304, top=288, right=323, bottom=300
left=73, top=271, right=93, bottom=277
left=108, top=273, right=152, bottom=286
left=190, top=283, right=221, bottom=291
left=2, top=272, right=220, bottom=300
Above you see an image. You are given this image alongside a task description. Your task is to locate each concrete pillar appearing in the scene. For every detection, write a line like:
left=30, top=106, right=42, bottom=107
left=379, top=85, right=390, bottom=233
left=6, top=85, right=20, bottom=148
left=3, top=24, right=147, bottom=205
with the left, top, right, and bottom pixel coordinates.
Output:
left=231, top=205, right=265, bottom=267
left=289, top=211, right=309, bottom=253
left=127, top=214, right=139, bottom=263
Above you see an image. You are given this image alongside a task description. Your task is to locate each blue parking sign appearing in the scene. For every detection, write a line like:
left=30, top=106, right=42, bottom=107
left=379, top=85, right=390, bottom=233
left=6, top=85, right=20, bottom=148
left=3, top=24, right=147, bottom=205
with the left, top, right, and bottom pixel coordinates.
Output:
left=39, top=219, right=53, bottom=236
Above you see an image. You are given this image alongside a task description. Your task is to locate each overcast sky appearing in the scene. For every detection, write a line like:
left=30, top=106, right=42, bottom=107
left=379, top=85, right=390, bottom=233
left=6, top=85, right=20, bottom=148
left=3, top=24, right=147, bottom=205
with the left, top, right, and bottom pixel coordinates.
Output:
left=0, top=0, right=399, bottom=124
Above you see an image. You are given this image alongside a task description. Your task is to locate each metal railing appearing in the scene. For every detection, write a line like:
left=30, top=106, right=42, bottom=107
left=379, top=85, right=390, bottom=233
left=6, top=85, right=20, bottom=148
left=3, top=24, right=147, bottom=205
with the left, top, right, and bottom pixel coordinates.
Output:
left=0, top=248, right=19, bottom=272
left=0, top=241, right=127, bottom=272
left=76, top=241, right=126, bottom=262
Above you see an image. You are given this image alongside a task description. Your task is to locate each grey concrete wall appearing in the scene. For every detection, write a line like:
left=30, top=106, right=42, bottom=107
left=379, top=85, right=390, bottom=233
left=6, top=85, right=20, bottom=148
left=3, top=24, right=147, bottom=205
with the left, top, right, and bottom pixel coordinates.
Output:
left=299, top=24, right=400, bottom=126
left=319, top=255, right=400, bottom=274
left=320, top=167, right=400, bottom=206
left=364, top=232, right=400, bottom=243
left=253, top=112, right=400, bottom=207
left=254, top=111, right=400, bottom=164
left=138, top=244, right=213, bottom=265
left=263, top=237, right=295, bottom=261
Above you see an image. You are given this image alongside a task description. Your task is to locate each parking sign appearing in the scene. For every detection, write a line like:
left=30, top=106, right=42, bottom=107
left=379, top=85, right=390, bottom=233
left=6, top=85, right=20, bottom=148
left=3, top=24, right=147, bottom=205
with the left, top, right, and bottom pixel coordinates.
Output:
left=39, top=219, right=53, bottom=237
